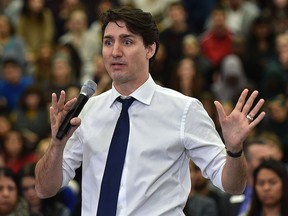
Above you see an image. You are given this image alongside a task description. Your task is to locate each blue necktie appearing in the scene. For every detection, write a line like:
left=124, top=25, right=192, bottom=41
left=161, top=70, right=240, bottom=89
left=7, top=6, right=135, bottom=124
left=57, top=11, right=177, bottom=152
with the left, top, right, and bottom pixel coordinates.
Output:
left=97, top=97, right=135, bottom=216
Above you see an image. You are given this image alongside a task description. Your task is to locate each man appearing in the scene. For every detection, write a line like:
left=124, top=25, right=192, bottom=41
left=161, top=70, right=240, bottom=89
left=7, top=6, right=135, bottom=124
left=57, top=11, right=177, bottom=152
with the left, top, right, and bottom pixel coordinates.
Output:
left=35, top=6, right=265, bottom=215
left=187, top=160, right=225, bottom=215
left=200, top=5, right=233, bottom=70
left=184, top=160, right=220, bottom=216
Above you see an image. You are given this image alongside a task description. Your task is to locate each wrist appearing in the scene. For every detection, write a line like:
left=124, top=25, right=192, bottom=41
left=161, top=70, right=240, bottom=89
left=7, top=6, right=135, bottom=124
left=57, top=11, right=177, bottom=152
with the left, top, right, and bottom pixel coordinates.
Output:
left=226, top=149, right=243, bottom=158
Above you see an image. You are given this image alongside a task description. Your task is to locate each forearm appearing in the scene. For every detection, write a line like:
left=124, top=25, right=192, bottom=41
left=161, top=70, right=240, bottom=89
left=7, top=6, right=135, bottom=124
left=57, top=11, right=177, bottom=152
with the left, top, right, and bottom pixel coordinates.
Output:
left=222, top=154, right=247, bottom=194
left=35, top=142, right=65, bottom=198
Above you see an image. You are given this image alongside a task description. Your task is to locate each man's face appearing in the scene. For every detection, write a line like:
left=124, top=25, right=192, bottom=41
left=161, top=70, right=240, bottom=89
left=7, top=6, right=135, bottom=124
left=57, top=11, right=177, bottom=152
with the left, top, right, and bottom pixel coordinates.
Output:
left=3, top=63, right=22, bottom=84
left=248, top=145, right=274, bottom=172
left=212, top=10, right=226, bottom=30
left=190, top=165, right=207, bottom=190
left=102, top=21, right=155, bottom=91
left=229, top=0, right=242, bottom=9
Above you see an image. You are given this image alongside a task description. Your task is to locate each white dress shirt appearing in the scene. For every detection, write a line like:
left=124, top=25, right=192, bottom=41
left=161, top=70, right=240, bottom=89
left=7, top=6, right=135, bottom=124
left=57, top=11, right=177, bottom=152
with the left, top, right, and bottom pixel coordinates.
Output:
left=61, top=75, right=227, bottom=215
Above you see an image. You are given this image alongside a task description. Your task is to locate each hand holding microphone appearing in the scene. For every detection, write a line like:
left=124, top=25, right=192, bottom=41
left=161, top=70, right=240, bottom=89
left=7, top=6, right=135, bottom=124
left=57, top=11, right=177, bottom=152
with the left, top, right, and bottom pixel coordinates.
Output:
left=56, top=80, right=97, bottom=140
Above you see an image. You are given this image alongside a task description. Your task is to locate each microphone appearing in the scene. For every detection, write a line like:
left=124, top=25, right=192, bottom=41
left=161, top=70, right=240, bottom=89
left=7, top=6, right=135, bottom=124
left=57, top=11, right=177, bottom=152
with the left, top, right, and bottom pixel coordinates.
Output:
left=56, top=80, right=97, bottom=140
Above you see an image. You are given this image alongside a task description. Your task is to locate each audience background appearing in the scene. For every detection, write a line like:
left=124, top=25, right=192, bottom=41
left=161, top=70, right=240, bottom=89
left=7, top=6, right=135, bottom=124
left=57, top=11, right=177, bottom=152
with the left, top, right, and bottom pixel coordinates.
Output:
left=1, top=0, right=288, bottom=215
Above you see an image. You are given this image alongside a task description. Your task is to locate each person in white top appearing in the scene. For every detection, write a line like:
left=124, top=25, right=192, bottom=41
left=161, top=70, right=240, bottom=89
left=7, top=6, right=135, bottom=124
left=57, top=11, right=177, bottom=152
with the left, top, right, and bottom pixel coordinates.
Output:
left=35, top=6, right=266, bottom=215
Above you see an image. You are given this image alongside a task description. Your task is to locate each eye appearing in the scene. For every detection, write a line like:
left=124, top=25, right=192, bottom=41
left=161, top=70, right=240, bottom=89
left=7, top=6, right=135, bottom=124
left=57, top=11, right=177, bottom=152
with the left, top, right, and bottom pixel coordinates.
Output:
left=8, top=185, right=16, bottom=192
left=269, top=179, right=279, bottom=186
left=104, top=39, right=113, bottom=46
left=257, top=180, right=264, bottom=187
left=123, top=39, right=133, bottom=46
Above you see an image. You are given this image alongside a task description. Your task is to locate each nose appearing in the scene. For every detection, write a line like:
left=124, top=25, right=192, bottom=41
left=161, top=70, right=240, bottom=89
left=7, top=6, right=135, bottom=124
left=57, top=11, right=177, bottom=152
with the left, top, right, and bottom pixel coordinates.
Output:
left=112, top=41, right=122, bottom=57
left=262, top=182, right=271, bottom=191
left=2, top=188, right=10, bottom=197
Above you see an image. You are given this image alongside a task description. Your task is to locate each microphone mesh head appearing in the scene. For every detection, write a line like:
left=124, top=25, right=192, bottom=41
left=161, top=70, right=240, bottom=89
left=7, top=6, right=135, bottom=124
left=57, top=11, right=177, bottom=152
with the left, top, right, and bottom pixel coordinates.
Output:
left=81, top=80, right=97, bottom=98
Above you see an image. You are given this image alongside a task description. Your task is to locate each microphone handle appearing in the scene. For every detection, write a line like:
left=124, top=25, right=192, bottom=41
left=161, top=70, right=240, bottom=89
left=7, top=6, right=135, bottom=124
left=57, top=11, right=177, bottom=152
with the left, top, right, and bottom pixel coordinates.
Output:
left=56, top=94, right=88, bottom=140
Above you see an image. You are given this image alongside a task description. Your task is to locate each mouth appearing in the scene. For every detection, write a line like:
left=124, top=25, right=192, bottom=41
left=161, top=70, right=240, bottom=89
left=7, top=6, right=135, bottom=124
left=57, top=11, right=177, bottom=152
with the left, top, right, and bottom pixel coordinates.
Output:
left=261, top=194, right=274, bottom=201
left=111, top=62, right=126, bottom=69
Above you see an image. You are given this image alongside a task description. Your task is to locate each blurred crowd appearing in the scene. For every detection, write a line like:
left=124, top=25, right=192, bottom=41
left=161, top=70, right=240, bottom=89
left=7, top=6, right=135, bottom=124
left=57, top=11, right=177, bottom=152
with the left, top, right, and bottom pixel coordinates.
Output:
left=1, top=0, right=288, bottom=215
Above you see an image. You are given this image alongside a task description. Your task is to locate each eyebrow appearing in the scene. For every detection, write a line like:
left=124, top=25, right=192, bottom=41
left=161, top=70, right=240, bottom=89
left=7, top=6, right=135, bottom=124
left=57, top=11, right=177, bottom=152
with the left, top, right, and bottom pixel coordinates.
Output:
left=103, top=34, right=135, bottom=40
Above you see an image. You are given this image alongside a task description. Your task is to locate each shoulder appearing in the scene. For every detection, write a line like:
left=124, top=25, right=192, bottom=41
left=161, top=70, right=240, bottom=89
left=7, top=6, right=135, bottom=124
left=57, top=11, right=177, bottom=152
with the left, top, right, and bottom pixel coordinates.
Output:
left=185, top=194, right=218, bottom=215
left=155, top=85, right=200, bottom=107
left=14, top=197, right=29, bottom=216
left=53, top=202, right=71, bottom=216
left=81, top=89, right=111, bottom=112
left=21, top=76, right=34, bottom=86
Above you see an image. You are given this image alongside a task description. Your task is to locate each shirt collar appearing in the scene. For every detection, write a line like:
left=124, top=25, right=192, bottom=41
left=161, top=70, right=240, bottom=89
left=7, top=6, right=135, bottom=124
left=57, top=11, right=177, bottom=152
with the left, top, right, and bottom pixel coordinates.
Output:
left=109, top=74, right=157, bottom=107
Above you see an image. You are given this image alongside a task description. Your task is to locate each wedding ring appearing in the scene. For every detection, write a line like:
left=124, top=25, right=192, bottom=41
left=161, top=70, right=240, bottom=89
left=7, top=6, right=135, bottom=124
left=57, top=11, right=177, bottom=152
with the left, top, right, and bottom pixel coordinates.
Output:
left=246, top=114, right=254, bottom=122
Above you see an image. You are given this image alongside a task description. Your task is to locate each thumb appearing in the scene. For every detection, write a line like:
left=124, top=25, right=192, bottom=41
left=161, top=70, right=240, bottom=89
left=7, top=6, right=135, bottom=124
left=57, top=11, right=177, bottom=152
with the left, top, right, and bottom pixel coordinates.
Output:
left=66, top=117, right=81, bottom=138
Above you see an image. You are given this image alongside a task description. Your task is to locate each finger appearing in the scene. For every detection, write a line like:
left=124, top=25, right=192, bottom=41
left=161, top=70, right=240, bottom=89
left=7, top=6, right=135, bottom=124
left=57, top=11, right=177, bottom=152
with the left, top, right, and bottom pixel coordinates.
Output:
left=234, top=89, right=249, bottom=112
left=64, top=117, right=81, bottom=139
left=51, top=93, right=58, bottom=110
left=248, top=111, right=266, bottom=128
left=63, top=98, right=77, bottom=112
left=49, top=106, right=59, bottom=138
left=241, top=90, right=259, bottom=115
left=214, top=100, right=226, bottom=120
left=70, top=117, right=81, bottom=128
left=247, top=98, right=265, bottom=119
left=57, top=90, right=66, bottom=112
left=49, top=106, right=56, bottom=126
left=59, top=97, right=77, bottom=121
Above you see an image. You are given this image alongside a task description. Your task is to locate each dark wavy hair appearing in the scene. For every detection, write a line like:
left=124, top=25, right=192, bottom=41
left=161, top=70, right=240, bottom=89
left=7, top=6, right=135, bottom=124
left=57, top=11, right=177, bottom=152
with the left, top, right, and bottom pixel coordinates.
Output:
left=0, top=167, right=20, bottom=195
left=247, top=159, right=288, bottom=216
left=100, top=6, right=160, bottom=68
left=21, top=0, right=46, bottom=20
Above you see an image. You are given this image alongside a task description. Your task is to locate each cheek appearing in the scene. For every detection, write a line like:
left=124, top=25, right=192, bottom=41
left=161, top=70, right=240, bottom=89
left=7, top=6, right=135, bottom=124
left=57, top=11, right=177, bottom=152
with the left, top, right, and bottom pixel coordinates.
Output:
left=0, top=192, right=18, bottom=212
left=7, top=143, right=22, bottom=153
left=11, top=192, right=18, bottom=204
left=274, top=184, right=283, bottom=199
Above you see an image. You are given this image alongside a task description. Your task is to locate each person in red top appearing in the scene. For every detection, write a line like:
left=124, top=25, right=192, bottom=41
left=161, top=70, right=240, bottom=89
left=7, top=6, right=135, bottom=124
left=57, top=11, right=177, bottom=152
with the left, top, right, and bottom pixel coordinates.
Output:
left=2, top=129, right=37, bottom=174
left=200, top=5, right=233, bottom=69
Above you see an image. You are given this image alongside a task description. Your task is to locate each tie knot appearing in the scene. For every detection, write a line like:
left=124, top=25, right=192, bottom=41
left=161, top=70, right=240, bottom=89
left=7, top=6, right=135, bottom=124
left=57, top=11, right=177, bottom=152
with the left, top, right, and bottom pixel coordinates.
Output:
left=117, top=97, right=135, bottom=112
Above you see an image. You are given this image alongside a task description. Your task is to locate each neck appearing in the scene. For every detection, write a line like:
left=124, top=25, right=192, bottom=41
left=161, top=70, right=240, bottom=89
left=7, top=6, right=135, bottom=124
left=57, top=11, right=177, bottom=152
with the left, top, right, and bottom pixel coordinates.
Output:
left=30, top=204, right=41, bottom=214
left=262, top=204, right=281, bottom=216
left=213, top=27, right=227, bottom=37
left=195, top=185, right=210, bottom=196
left=179, top=76, right=194, bottom=96
left=248, top=173, right=254, bottom=187
left=172, top=22, right=188, bottom=33
left=54, top=77, right=71, bottom=86
left=113, top=74, right=149, bottom=96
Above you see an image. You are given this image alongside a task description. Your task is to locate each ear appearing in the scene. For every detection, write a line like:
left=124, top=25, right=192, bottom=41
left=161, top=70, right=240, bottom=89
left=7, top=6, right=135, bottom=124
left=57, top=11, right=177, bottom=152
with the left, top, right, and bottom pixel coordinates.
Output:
left=146, top=43, right=156, bottom=60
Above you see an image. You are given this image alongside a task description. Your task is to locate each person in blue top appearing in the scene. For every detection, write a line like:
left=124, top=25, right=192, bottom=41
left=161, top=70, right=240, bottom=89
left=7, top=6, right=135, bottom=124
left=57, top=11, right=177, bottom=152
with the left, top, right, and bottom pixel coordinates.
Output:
left=0, top=56, right=34, bottom=113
